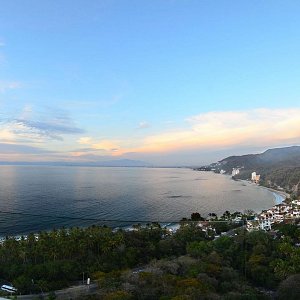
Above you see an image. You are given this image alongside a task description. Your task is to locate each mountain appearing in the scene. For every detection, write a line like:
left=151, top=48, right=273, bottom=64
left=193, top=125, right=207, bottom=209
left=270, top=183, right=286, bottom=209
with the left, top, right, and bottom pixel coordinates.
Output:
left=199, top=146, right=300, bottom=195
left=0, top=159, right=151, bottom=167
left=92, top=159, right=151, bottom=167
left=218, top=146, right=300, bottom=172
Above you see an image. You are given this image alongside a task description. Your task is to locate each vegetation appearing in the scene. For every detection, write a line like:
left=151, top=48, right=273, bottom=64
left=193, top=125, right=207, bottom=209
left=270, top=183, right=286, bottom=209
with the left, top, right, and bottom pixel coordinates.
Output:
left=1, top=213, right=300, bottom=299
left=199, top=146, right=300, bottom=196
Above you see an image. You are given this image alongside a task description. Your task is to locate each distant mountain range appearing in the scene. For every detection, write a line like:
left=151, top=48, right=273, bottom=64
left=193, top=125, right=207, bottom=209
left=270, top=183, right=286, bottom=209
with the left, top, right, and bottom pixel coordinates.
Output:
left=0, top=159, right=151, bottom=167
left=197, top=146, right=300, bottom=195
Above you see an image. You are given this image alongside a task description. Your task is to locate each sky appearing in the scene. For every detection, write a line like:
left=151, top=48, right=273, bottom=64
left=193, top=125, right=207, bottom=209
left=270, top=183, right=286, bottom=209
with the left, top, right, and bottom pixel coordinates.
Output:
left=0, top=0, right=300, bottom=166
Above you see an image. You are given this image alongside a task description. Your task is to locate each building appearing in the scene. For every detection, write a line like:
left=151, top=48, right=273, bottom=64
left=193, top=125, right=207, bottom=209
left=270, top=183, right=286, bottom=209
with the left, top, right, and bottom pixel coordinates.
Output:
left=232, top=168, right=240, bottom=177
left=259, top=217, right=272, bottom=231
left=251, top=172, right=260, bottom=183
left=247, top=198, right=300, bottom=232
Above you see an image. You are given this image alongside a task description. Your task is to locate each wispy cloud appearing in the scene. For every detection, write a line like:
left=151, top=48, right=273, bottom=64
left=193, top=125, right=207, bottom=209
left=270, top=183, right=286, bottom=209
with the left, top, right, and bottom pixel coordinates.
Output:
left=0, top=80, right=22, bottom=93
left=13, top=119, right=84, bottom=140
left=106, top=108, right=300, bottom=156
left=93, top=140, right=120, bottom=151
left=137, top=121, right=150, bottom=129
left=78, top=137, right=93, bottom=145
left=0, top=142, right=53, bottom=154
left=1, top=106, right=85, bottom=143
left=63, top=94, right=123, bottom=109
left=76, top=137, right=120, bottom=155
left=3, top=107, right=299, bottom=164
left=73, top=108, right=300, bottom=161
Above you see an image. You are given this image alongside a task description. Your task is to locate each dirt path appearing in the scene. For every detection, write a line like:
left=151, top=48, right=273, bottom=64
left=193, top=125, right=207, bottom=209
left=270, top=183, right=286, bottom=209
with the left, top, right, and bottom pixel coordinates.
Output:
left=16, top=283, right=98, bottom=300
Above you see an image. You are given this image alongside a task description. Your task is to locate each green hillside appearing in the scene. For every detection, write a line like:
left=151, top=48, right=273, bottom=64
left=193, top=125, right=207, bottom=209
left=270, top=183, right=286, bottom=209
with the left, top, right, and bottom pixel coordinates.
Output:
left=202, top=146, right=300, bottom=195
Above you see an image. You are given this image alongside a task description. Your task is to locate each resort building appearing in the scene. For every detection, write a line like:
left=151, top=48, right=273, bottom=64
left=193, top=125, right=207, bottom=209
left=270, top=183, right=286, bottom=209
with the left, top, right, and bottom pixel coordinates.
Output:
left=251, top=172, right=260, bottom=183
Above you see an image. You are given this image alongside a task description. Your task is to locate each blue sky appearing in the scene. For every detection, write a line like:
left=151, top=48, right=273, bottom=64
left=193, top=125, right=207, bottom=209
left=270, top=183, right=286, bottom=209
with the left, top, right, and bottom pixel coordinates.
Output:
left=0, top=0, right=300, bottom=165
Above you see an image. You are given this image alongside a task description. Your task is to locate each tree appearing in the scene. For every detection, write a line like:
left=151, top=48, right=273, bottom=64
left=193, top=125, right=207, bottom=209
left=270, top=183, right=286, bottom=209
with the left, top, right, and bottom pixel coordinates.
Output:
left=277, top=274, right=300, bottom=300
left=190, top=212, right=204, bottom=221
left=221, top=211, right=231, bottom=220
left=186, top=241, right=212, bottom=258
left=103, top=290, right=133, bottom=300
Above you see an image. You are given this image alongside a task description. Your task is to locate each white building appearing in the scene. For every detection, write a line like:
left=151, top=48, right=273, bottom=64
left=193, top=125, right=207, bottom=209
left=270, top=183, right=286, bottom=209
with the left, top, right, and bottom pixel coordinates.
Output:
left=251, top=172, right=260, bottom=183
left=232, top=168, right=240, bottom=177
left=259, top=217, right=272, bottom=231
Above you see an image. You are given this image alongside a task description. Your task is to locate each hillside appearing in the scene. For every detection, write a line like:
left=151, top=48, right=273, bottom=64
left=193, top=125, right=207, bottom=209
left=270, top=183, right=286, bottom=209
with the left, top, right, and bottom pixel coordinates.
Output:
left=201, top=146, right=300, bottom=195
left=3, top=222, right=300, bottom=299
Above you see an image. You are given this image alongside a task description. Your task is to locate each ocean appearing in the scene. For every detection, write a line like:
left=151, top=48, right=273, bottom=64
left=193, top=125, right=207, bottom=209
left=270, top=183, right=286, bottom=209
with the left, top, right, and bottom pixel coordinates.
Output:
left=0, top=166, right=277, bottom=236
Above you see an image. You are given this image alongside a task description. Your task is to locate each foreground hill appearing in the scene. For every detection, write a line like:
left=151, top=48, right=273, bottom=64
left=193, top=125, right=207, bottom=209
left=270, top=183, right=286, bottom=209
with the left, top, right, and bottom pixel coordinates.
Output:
left=200, top=146, right=300, bottom=195
left=2, top=221, right=300, bottom=299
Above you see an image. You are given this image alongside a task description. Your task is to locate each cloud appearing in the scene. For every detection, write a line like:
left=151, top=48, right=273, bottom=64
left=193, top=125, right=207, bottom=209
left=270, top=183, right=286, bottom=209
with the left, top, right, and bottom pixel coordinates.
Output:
left=13, top=119, right=84, bottom=138
left=6, top=106, right=298, bottom=164
left=0, top=143, right=53, bottom=154
left=0, top=123, right=16, bottom=142
left=137, top=121, right=150, bottom=129
left=1, top=106, right=85, bottom=143
left=73, top=108, right=300, bottom=162
left=63, top=94, right=123, bottom=109
left=0, top=80, right=22, bottom=93
left=5, top=118, right=83, bottom=142
left=78, top=137, right=93, bottom=145
left=116, top=108, right=300, bottom=155
left=69, top=153, right=116, bottom=161
left=0, top=142, right=59, bottom=163
left=75, top=137, right=122, bottom=157
left=92, top=139, right=120, bottom=151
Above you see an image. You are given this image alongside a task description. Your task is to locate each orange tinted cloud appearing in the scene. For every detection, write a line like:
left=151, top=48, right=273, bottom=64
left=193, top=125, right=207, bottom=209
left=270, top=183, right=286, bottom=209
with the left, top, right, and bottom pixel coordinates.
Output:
left=69, top=108, right=300, bottom=161
left=117, top=108, right=300, bottom=155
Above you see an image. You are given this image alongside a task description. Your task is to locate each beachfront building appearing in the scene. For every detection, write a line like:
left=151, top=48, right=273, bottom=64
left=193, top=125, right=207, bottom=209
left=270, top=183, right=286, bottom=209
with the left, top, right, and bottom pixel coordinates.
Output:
left=251, top=172, right=260, bottom=183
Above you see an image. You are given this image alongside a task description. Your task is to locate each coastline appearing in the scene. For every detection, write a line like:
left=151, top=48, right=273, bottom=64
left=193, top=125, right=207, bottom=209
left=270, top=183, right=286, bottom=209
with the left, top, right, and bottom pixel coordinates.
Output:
left=231, top=177, right=289, bottom=207
left=0, top=171, right=291, bottom=239
left=261, top=186, right=289, bottom=202
left=249, top=181, right=289, bottom=205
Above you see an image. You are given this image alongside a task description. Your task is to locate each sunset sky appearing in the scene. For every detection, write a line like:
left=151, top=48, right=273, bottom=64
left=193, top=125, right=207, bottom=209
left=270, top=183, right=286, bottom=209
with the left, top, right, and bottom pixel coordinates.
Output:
left=1, top=1, right=300, bottom=165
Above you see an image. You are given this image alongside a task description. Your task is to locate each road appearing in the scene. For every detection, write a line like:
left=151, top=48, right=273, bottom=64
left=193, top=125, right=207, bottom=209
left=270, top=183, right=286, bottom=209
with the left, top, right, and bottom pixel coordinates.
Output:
left=16, top=283, right=98, bottom=300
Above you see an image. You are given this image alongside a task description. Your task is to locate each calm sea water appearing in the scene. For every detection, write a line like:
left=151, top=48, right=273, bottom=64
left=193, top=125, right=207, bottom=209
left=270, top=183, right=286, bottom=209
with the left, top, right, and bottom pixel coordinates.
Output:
left=0, top=166, right=276, bottom=235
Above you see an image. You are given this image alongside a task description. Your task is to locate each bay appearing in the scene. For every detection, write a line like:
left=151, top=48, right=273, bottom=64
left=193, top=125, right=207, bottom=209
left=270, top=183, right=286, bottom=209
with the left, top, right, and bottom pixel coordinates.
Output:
left=0, top=166, right=276, bottom=235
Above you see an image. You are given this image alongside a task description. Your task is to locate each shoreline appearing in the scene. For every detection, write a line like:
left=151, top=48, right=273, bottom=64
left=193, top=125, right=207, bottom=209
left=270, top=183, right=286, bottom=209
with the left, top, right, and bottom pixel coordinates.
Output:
left=197, top=171, right=288, bottom=207
left=262, top=186, right=289, bottom=202
left=243, top=179, right=290, bottom=205
left=195, top=170, right=290, bottom=216
left=239, top=179, right=289, bottom=205
left=209, top=173, right=289, bottom=210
